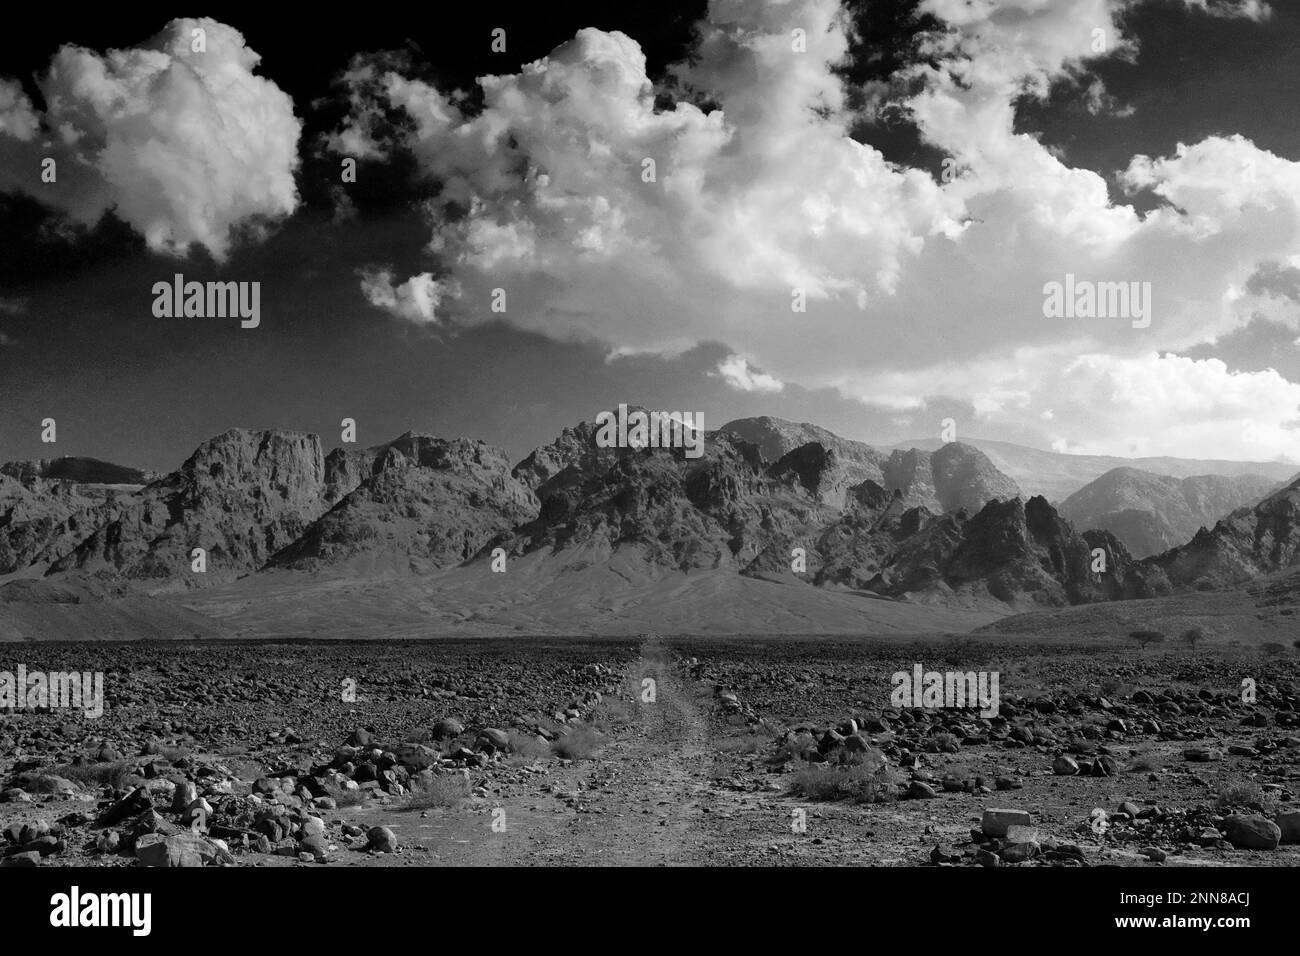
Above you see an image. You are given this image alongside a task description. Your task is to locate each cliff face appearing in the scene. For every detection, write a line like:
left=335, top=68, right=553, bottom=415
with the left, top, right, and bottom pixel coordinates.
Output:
left=271, top=435, right=538, bottom=572
left=48, top=430, right=328, bottom=588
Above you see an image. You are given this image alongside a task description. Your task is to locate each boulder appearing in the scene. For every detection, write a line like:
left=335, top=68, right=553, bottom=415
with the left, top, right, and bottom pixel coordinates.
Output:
left=982, top=808, right=1032, bottom=837
left=1223, top=815, right=1281, bottom=851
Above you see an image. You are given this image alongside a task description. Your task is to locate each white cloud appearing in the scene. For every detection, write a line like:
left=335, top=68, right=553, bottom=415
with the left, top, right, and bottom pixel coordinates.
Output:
left=0, top=80, right=38, bottom=141
left=863, top=349, right=1300, bottom=461
left=1181, top=0, right=1273, bottom=21
left=328, top=0, right=1300, bottom=460
left=1048, top=352, right=1300, bottom=460
left=358, top=268, right=453, bottom=325
left=330, top=2, right=962, bottom=350
left=712, top=354, right=785, bottom=393
left=0, top=18, right=301, bottom=261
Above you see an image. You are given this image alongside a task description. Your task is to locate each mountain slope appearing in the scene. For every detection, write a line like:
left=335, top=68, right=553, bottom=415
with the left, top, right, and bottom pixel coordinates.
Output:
left=0, top=470, right=139, bottom=576
left=1151, top=475, right=1300, bottom=589
left=1060, top=467, right=1278, bottom=558
left=46, top=429, right=328, bottom=589
left=812, top=491, right=1163, bottom=610
left=269, top=434, right=538, bottom=574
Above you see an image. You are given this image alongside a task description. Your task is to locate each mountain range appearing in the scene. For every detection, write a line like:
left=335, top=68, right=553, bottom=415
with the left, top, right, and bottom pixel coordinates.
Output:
left=2, top=414, right=1298, bottom=640
left=892, top=436, right=1296, bottom=503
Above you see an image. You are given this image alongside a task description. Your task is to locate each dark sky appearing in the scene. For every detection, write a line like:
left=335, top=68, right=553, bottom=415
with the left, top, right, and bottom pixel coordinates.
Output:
left=2, top=1, right=1298, bottom=471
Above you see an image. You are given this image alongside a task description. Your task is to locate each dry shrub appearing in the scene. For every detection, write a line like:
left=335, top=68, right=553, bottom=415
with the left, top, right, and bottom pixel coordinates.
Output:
left=551, top=725, right=606, bottom=760
left=401, top=774, right=471, bottom=810
left=1216, top=781, right=1276, bottom=814
left=792, top=752, right=903, bottom=805
left=50, top=760, right=134, bottom=790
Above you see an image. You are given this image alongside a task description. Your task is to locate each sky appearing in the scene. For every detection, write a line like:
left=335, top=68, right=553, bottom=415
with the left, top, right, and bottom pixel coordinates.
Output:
left=2, top=0, right=1300, bottom=472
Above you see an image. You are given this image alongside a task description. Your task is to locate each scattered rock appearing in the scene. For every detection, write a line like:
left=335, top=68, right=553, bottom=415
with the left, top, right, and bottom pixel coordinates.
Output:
left=366, top=826, right=398, bottom=853
left=1223, top=815, right=1281, bottom=851
left=1052, top=755, right=1079, bottom=776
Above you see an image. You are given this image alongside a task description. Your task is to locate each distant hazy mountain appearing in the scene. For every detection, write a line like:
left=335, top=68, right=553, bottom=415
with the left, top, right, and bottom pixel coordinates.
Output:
left=1059, top=468, right=1279, bottom=558
left=891, top=436, right=1297, bottom=503
left=721, top=417, right=1021, bottom=513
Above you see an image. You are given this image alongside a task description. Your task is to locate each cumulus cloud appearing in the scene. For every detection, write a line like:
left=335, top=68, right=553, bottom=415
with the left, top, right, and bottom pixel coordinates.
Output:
left=1181, top=0, right=1272, bottom=20
left=0, top=18, right=301, bottom=260
left=326, top=0, right=1300, bottom=460
left=358, top=267, right=454, bottom=325
left=330, top=1, right=962, bottom=350
left=1048, top=353, right=1300, bottom=459
left=712, top=354, right=785, bottom=393
left=0, top=80, right=39, bottom=140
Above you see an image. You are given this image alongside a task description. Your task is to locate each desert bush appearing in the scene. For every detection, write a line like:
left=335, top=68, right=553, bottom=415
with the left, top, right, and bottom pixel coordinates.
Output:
left=140, top=743, right=192, bottom=763
left=792, top=752, right=902, bottom=804
left=1127, top=752, right=1161, bottom=772
left=401, top=774, right=470, bottom=810
left=506, top=730, right=551, bottom=760
left=50, top=760, right=134, bottom=790
left=551, top=725, right=607, bottom=760
left=324, top=785, right=369, bottom=807
left=221, top=757, right=267, bottom=782
left=1216, top=781, right=1276, bottom=814
left=768, top=733, right=818, bottom=765
left=926, top=731, right=961, bottom=754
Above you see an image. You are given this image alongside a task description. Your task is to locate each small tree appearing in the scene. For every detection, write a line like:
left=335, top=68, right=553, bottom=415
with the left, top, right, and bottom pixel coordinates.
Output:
left=1129, top=629, right=1165, bottom=651
left=1182, top=627, right=1207, bottom=652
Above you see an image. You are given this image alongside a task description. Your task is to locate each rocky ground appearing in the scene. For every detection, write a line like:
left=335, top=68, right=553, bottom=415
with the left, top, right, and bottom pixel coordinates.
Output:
left=2, top=635, right=1299, bottom=867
